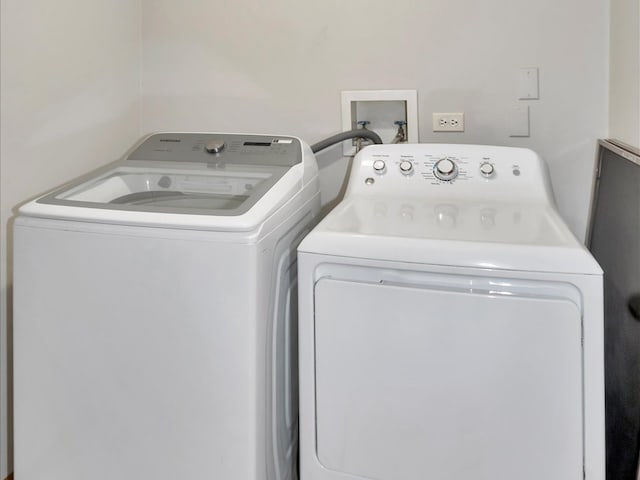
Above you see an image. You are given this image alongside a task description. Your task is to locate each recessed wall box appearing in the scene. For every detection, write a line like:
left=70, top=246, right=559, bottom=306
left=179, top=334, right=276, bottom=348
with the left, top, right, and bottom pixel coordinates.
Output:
left=341, top=90, right=419, bottom=156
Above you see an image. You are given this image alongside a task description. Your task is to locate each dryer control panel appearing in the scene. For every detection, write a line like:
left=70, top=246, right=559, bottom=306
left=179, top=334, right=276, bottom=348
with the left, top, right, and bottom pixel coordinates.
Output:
left=349, top=144, right=555, bottom=204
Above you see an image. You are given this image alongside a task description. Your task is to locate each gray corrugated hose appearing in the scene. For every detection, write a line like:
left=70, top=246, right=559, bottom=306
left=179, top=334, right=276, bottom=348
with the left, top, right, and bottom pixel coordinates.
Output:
left=311, top=129, right=383, bottom=154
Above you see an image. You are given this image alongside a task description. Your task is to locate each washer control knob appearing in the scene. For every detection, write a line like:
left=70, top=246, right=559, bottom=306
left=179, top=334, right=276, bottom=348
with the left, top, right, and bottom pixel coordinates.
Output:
left=372, top=159, right=387, bottom=174
left=434, top=158, right=458, bottom=181
left=399, top=160, right=414, bottom=175
left=205, top=138, right=226, bottom=154
left=480, top=162, right=495, bottom=177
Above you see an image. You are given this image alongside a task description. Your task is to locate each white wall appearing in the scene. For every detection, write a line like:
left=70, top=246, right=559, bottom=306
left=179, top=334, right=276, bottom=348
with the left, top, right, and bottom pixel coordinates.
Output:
left=610, top=0, right=640, bottom=148
left=0, top=1, right=141, bottom=476
left=140, top=0, right=608, bottom=237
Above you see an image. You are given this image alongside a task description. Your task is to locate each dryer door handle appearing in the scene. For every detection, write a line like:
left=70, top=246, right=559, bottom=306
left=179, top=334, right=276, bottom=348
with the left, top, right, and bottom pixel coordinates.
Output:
left=629, top=294, right=640, bottom=321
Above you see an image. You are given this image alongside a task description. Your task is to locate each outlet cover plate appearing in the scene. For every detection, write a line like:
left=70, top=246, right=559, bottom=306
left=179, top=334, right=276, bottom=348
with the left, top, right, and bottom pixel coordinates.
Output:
left=432, top=113, right=465, bottom=132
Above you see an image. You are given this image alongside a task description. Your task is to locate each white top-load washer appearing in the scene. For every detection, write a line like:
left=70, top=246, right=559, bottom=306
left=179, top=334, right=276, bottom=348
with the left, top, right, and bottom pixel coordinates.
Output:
left=298, top=144, right=604, bottom=480
left=14, top=132, right=320, bottom=480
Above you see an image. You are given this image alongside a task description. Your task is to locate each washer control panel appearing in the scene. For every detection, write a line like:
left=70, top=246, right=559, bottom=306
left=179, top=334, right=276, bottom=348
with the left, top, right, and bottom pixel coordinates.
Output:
left=126, top=132, right=303, bottom=167
left=347, top=143, right=553, bottom=203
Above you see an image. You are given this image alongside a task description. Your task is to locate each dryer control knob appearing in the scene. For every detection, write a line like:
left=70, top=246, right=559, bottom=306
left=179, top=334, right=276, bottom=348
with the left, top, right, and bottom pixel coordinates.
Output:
left=480, top=162, right=495, bottom=177
left=434, top=158, right=458, bottom=181
left=399, top=160, right=414, bottom=175
left=205, top=138, right=226, bottom=154
left=373, top=160, right=387, bottom=174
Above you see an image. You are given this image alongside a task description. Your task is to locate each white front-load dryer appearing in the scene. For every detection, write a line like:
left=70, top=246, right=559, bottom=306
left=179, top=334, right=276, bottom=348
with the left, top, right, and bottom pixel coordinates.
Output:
left=298, top=144, right=604, bottom=480
left=13, top=132, right=320, bottom=480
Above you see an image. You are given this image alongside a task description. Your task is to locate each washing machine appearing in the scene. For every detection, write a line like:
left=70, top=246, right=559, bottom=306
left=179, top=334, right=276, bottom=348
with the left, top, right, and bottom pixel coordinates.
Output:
left=13, top=132, right=320, bottom=480
left=298, top=144, right=604, bottom=480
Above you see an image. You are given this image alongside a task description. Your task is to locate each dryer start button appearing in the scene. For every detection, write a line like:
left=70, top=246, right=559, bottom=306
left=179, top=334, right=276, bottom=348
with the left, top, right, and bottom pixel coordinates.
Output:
left=480, top=162, right=495, bottom=178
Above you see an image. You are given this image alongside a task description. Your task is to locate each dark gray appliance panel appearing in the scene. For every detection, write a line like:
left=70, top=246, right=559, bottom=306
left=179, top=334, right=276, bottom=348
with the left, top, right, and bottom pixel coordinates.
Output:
left=588, top=140, right=640, bottom=480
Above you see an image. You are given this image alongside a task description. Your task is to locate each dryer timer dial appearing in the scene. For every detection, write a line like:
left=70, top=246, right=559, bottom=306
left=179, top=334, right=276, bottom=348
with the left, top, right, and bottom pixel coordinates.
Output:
left=433, top=158, right=458, bottom=181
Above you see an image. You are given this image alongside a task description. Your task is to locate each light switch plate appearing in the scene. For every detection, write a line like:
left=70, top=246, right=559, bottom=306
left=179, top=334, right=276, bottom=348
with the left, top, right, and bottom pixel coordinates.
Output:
left=509, top=105, right=530, bottom=137
left=518, top=68, right=539, bottom=100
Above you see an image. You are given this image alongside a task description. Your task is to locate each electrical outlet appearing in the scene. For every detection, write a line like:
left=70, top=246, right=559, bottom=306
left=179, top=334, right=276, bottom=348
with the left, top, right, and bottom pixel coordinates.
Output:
left=433, top=113, right=464, bottom=132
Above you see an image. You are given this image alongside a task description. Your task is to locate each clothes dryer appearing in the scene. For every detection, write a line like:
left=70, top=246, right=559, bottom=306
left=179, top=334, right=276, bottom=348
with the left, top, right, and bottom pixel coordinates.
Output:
left=298, top=144, right=604, bottom=480
left=14, top=132, right=320, bottom=480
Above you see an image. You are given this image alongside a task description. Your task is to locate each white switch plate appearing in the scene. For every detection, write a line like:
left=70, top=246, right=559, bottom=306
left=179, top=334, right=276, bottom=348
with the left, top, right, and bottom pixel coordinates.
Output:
left=509, top=105, right=530, bottom=137
left=341, top=90, right=418, bottom=156
left=518, top=67, right=539, bottom=100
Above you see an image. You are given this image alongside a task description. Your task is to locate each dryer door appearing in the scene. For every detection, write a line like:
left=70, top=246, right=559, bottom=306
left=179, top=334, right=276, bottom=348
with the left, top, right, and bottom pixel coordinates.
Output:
left=314, top=276, right=583, bottom=480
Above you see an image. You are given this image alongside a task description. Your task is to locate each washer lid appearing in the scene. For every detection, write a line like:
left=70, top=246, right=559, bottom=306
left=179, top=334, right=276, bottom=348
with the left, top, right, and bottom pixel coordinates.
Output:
left=36, top=163, right=286, bottom=217
left=19, top=133, right=316, bottom=231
